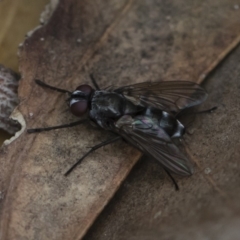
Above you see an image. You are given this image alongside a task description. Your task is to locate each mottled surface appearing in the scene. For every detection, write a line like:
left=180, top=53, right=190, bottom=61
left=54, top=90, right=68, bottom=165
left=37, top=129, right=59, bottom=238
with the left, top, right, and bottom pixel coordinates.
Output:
left=0, top=65, right=20, bottom=134
left=0, top=0, right=239, bottom=239
left=85, top=44, right=240, bottom=240
left=0, top=0, right=51, bottom=144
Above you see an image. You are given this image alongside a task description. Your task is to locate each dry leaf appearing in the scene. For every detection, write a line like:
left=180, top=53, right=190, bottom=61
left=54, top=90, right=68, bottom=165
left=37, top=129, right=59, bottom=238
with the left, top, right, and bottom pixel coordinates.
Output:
left=84, top=43, right=240, bottom=240
left=0, top=0, right=239, bottom=239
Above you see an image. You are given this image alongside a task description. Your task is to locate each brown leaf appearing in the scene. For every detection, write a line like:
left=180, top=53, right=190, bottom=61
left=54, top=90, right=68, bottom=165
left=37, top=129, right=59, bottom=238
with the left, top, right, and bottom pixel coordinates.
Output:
left=84, top=42, right=240, bottom=240
left=0, top=0, right=239, bottom=239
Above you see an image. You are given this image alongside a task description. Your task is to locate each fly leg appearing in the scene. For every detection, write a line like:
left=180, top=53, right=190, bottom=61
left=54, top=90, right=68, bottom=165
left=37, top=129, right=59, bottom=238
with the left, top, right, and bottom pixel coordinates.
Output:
left=176, top=106, right=217, bottom=118
left=27, top=119, right=88, bottom=133
left=64, top=135, right=121, bottom=176
left=163, top=168, right=179, bottom=191
left=176, top=106, right=217, bottom=129
left=34, top=79, right=71, bottom=94
left=89, top=74, right=100, bottom=90
left=192, top=106, right=217, bottom=114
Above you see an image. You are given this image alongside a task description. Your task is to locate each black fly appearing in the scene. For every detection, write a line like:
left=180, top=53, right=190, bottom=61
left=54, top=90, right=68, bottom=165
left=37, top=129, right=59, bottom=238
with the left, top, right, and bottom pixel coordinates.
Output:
left=28, top=76, right=213, bottom=190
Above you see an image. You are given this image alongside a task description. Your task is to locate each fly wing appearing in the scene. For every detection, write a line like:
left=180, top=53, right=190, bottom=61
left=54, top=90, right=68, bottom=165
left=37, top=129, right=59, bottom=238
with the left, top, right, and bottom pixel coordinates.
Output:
left=114, top=115, right=193, bottom=176
left=114, top=81, right=207, bottom=113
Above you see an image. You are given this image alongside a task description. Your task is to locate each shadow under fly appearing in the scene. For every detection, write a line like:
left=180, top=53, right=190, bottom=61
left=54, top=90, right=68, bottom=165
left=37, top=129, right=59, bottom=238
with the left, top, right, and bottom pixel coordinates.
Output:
left=28, top=75, right=216, bottom=190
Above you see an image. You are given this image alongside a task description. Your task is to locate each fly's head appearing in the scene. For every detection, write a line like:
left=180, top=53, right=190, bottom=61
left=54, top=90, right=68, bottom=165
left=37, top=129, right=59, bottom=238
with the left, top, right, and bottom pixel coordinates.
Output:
left=69, top=84, right=94, bottom=117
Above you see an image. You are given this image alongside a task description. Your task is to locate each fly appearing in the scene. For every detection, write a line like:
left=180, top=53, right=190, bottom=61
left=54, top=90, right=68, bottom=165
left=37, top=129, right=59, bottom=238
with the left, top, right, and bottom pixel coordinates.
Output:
left=28, top=75, right=215, bottom=190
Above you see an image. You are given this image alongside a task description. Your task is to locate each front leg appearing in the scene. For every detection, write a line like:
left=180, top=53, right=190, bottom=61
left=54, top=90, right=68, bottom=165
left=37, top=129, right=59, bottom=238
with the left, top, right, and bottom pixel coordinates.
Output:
left=27, top=119, right=88, bottom=133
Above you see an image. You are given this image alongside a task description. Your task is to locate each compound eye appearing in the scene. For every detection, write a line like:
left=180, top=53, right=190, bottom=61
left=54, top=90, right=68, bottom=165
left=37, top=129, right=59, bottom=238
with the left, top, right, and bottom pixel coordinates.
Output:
left=76, top=84, right=93, bottom=97
left=70, top=100, right=88, bottom=117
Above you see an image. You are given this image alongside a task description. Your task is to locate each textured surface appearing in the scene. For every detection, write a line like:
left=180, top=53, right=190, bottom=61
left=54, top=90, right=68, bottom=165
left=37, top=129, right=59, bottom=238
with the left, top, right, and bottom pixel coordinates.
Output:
left=0, top=0, right=50, bottom=144
left=0, top=65, right=20, bottom=134
left=84, top=44, right=240, bottom=240
left=0, top=0, right=240, bottom=239
left=0, top=0, right=50, bottom=71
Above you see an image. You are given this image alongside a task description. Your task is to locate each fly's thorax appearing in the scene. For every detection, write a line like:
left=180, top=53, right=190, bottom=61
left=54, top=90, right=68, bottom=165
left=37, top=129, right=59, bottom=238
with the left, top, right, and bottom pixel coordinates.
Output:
left=89, top=90, right=125, bottom=120
left=115, top=115, right=133, bottom=128
left=123, top=99, right=144, bottom=115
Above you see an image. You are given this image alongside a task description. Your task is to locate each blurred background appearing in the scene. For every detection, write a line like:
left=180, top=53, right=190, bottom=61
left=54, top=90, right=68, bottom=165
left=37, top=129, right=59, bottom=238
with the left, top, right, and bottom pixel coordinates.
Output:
left=0, top=0, right=49, bottom=145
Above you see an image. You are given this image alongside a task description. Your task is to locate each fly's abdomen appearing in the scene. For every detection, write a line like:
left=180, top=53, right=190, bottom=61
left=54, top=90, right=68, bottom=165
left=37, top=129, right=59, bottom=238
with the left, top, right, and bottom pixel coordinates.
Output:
left=158, top=111, right=185, bottom=138
left=144, top=108, right=185, bottom=138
